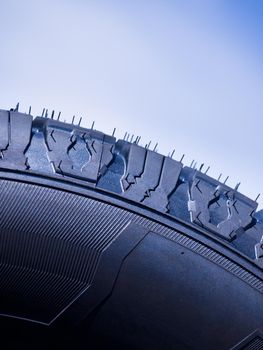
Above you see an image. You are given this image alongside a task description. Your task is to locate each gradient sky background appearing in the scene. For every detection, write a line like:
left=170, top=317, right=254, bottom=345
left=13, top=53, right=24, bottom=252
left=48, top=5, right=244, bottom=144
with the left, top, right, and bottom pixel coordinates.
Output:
left=0, top=1, right=262, bottom=206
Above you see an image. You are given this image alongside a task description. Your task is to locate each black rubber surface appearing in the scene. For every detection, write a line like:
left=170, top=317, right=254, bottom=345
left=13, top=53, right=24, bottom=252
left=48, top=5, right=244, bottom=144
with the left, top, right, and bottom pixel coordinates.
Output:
left=0, top=106, right=263, bottom=349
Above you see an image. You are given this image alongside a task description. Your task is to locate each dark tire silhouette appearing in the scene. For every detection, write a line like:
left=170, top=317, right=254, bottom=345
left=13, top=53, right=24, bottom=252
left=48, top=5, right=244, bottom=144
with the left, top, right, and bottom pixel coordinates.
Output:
left=0, top=106, right=262, bottom=349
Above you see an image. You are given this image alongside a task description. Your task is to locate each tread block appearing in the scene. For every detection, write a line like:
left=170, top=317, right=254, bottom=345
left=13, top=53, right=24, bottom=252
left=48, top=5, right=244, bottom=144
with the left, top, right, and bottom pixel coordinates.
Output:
left=119, top=142, right=164, bottom=203
left=46, top=124, right=75, bottom=175
left=0, top=111, right=32, bottom=169
left=9, top=111, right=32, bottom=149
left=132, top=150, right=164, bottom=201
left=99, top=139, right=114, bottom=177
left=188, top=171, right=257, bottom=240
left=143, top=156, right=182, bottom=212
left=168, top=182, right=190, bottom=221
left=25, top=130, right=53, bottom=173
left=96, top=152, right=124, bottom=194
left=117, top=140, right=146, bottom=191
left=100, top=142, right=182, bottom=212
left=28, top=118, right=116, bottom=183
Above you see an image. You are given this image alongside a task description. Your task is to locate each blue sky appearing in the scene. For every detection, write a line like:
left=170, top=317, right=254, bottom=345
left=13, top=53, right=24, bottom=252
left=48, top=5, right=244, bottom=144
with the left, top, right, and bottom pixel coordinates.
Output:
left=0, top=0, right=262, bottom=205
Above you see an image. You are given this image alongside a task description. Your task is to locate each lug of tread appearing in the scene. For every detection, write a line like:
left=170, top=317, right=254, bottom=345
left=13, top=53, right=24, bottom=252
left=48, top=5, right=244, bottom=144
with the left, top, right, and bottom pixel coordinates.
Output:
left=0, top=110, right=32, bottom=169
left=188, top=171, right=257, bottom=241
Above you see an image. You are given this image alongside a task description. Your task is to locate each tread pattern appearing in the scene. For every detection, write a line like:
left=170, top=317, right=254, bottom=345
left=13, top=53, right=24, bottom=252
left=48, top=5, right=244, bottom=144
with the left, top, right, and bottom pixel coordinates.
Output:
left=0, top=108, right=262, bottom=268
